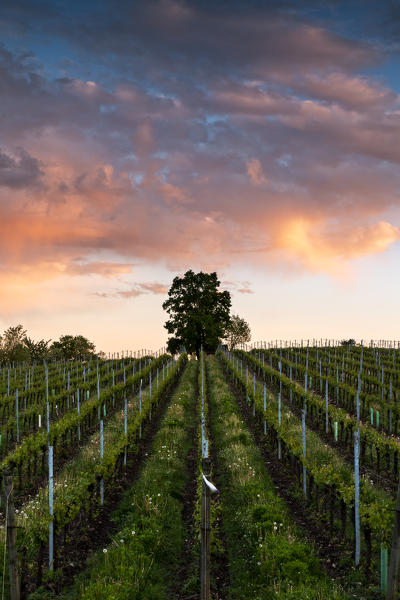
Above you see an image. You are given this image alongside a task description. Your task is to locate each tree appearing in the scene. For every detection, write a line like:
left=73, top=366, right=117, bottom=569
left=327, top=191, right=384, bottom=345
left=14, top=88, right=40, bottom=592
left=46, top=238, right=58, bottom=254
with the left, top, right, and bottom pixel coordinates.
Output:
left=0, top=325, right=30, bottom=363
left=163, top=270, right=231, bottom=358
left=49, top=335, right=96, bottom=360
left=340, top=339, right=356, bottom=346
left=223, top=314, right=251, bottom=350
left=24, top=337, right=52, bottom=363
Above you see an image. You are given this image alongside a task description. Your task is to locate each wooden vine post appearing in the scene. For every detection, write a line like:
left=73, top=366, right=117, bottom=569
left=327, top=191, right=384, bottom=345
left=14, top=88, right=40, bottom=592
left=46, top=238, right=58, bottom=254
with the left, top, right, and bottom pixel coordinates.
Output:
left=4, top=468, right=20, bottom=600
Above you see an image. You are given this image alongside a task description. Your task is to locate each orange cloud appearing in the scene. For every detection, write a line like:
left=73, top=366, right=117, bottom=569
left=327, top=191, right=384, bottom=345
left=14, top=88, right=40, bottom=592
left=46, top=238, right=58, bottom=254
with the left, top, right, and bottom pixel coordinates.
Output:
left=276, top=217, right=400, bottom=274
left=0, top=212, right=103, bottom=266
left=159, top=181, right=189, bottom=206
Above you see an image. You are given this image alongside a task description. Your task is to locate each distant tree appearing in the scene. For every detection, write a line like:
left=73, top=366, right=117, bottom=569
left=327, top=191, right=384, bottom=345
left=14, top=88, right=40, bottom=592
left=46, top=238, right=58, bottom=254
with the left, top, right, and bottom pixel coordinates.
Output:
left=0, top=325, right=30, bottom=363
left=0, top=326, right=97, bottom=364
left=49, top=335, right=96, bottom=360
left=24, top=337, right=52, bottom=363
left=163, top=270, right=231, bottom=358
left=340, top=339, right=356, bottom=346
left=223, top=314, right=251, bottom=350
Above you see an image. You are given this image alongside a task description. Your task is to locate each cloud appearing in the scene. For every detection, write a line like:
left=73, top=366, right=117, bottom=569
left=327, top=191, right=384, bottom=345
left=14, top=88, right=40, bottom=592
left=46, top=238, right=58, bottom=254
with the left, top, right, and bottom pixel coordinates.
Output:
left=132, top=118, right=156, bottom=157
left=96, top=282, right=169, bottom=299
left=0, top=147, right=43, bottom=188
left=222, top=280, right=254, bottom=294
left=139, top=282, right=168, bottom=294
left=116, top=289, right=143, bottom=298
left=246, top=158, right=268, bottom=185
left=300, top=73, right=397, bottom=110
left=65, top=261, right=134, bottom=277
left=0, top=6, right=398, bottom=296
left=275, top=218, right=400, bottom=275
left=55, top=1, right=378, bottom=82
left=211, top=86, right=293, bottom=116
left=158, top=181, right=189, bottom=206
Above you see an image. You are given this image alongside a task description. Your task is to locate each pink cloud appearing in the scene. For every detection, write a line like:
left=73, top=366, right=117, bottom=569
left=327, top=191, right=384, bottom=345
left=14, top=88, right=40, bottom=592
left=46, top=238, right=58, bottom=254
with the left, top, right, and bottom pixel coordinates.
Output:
left=301, top=72, right=397, bottom=110
left=65, top=261, right=134, bottom=277
left=211, top=87, right=291, bottom=116
left=222, top=281, right=254, bottom=295
left=158, top=181, right=190, bottom=206
left=139, top=282, right=168, bottom=294
left=246, top=158, right=268, bottom=185
left=95, top=282, right=169, bottom=299
left=132, top=118, right=157, bottom=157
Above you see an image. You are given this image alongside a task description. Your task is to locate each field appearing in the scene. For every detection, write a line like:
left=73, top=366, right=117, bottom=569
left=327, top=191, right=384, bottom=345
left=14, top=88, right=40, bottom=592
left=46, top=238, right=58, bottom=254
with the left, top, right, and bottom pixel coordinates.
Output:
left=0, top=342, right=399, bottom=599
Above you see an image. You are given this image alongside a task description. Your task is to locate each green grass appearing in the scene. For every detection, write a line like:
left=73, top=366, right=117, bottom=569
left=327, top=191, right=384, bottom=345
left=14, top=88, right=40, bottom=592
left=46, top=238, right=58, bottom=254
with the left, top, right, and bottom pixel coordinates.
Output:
left=206, top=355, right=350, bottom=600
left=42, top=358, right=198, bottom=600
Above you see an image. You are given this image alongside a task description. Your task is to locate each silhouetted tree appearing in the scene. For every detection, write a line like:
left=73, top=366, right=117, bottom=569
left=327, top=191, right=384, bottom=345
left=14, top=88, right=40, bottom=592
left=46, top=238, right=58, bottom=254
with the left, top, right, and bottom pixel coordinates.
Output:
left=163, top=270, right=231, bottom=358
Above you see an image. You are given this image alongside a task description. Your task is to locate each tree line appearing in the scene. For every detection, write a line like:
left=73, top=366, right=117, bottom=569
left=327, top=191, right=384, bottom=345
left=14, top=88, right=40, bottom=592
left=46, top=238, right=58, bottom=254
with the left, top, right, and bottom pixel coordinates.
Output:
left=0, top=325, right=97, bottom=364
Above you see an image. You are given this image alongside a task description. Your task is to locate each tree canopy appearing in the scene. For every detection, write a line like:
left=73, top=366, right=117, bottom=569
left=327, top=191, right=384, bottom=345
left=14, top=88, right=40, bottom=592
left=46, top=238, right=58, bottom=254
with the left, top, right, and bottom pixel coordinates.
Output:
left=163, top=270, right=231, bottom=358
left=0, top=325, right=29, bottom=363
left=24, top=337, right=52, bottom=362
left=0, top=325, right=97, bottom=364
left=223, top=314, right=251, bottom=350
left=340, top=339, right=356, bottom=346
left=48, top=335, right=96, bottom=360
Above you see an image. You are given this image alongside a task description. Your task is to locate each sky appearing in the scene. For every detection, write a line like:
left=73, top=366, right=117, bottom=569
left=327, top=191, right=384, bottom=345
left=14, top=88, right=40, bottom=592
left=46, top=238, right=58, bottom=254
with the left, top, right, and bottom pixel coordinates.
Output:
left=1, top=0, right=400, bottom=353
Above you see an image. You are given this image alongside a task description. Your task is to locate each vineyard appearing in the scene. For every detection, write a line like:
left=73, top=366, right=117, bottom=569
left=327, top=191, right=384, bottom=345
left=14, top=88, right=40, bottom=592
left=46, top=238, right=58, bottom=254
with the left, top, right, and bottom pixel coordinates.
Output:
left=0, top=342, right=400, bottom=599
